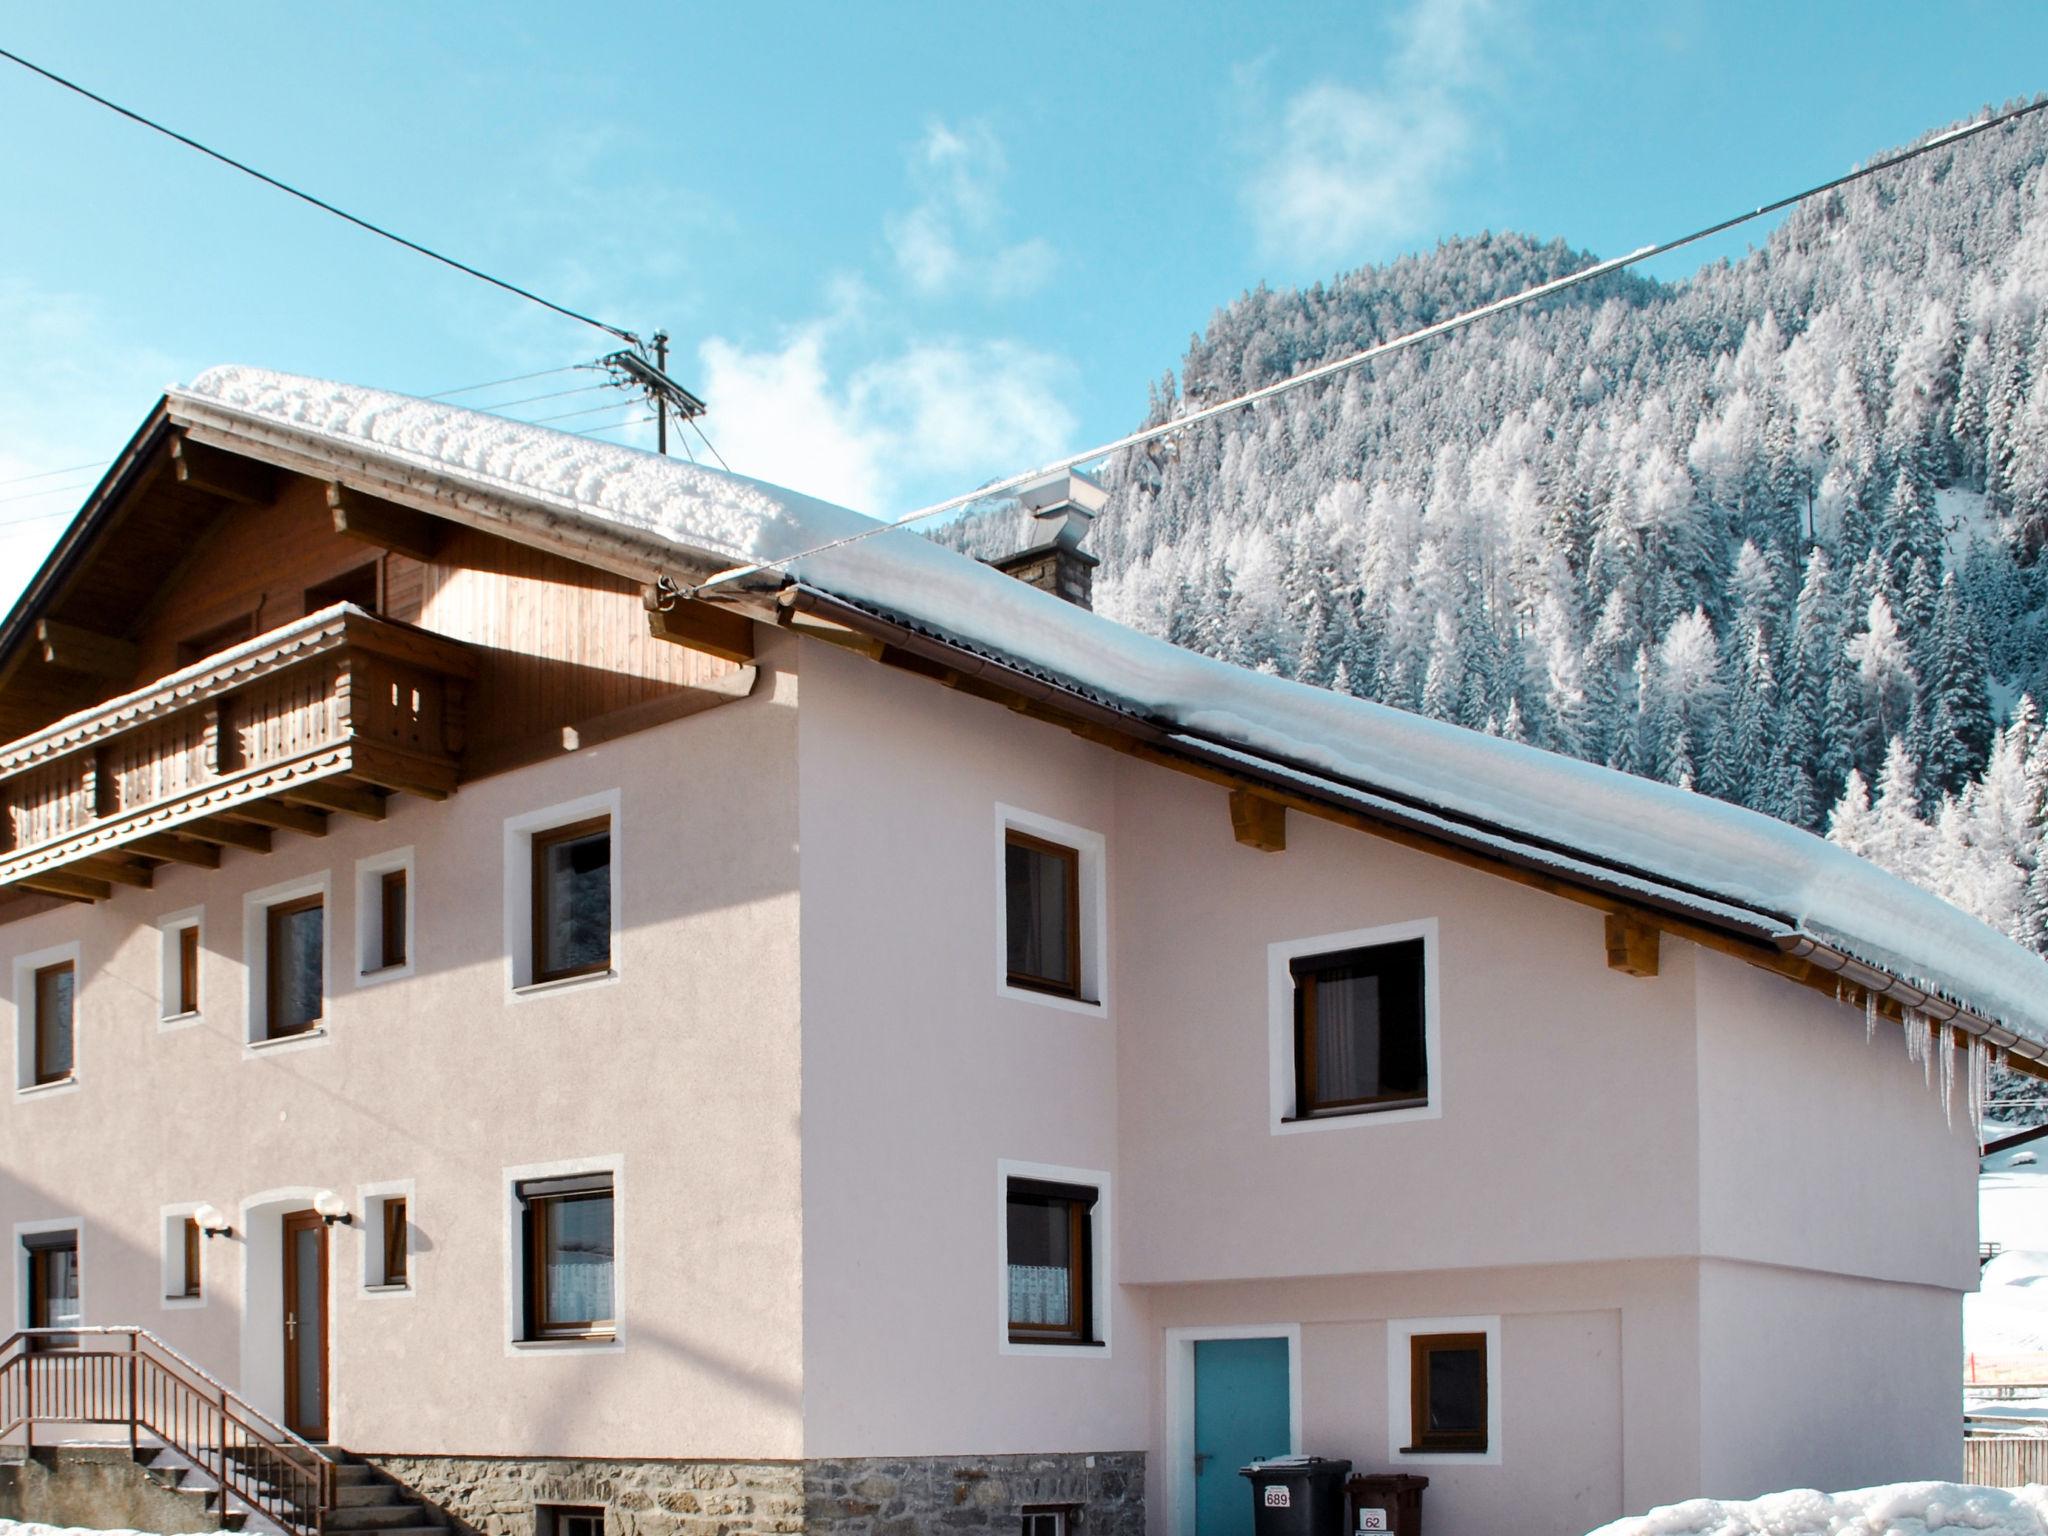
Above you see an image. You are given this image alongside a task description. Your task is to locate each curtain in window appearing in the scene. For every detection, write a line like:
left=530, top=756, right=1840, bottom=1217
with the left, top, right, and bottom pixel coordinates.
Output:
left=544, top=1195, right=614, bottom=1326
left=1316, top=970, right=1382, bottom=1102
left=1008, top=1264, right=1072, bottom=1327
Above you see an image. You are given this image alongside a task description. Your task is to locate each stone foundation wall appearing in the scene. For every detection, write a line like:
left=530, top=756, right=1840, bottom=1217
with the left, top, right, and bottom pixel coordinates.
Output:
left=364, top=1451, right=1143, bottom=1536
left=368, top=1454, right=805, bottom=1536
left=804, top=1452, right=1143, bottom=1536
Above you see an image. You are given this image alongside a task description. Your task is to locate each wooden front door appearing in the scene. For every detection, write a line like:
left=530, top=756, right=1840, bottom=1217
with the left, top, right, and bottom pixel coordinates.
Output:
left=281, top=1212, right=329, bottom=1440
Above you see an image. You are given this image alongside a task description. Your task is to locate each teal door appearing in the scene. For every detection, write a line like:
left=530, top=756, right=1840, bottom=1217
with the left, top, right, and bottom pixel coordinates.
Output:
left=1193, top=1336, right=1291, bottom=1536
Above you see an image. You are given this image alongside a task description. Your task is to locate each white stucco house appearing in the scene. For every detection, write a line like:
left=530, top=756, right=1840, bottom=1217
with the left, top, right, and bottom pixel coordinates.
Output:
left=0, top=366, right=2041, bottom=1536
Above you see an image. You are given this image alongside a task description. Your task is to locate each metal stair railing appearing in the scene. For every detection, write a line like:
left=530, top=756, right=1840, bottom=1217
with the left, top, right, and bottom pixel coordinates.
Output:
left=0, top=1326, right=334, bottom=1536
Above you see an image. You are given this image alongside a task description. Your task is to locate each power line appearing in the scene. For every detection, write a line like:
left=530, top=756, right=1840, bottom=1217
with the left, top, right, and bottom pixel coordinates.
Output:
left=688, top=418, right=732, bottom=474
left=0, top=460, right=107, bottom=488
left=0, top=481, right=95, bottom=508
left=426, top=365, right=590, bottom=400
left=0, top=46, right=640, bottom=345
left=692, top=93, right=2048, bottom=596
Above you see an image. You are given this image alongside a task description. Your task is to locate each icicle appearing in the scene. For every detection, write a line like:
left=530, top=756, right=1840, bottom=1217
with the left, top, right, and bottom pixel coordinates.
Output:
left=1864, top=989, right=1878, bottom=1043
left=1941, top=1023, right=1958, bottom=1130
left=1918, top=1013, right=1933, bottom=1088
left=1971, top=1036, right=1987, bottom=1143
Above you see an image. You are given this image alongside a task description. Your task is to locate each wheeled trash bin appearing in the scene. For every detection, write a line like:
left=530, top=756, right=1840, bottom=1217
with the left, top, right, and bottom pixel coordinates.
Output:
left=1345, top=1472, right=1429, bottom=1535
left=1240, top=1456, right=1352, bottom=1535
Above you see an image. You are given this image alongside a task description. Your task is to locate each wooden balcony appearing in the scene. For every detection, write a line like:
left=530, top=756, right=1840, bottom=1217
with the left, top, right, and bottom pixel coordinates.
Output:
left=0, top=605, right=476, bottom=902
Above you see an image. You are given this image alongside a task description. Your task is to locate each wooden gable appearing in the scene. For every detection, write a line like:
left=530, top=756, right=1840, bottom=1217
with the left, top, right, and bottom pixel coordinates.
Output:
left=0, top=404, right=758, bottom=907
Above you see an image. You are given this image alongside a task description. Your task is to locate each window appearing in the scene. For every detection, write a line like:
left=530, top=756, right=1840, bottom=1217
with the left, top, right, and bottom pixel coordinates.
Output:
left=519, top=1175, right=614, bottom=1340
left=378, top=870, right=408, bottom=970
left=305, top=564, right=379, bottom=615
left=175, top=613, right=254, bottom=667
left=31, top=962, right=74, bottom=1085
left=265, top=895, right=324, bottom=1038
left=1407, top=1333, right=1487, bottom=1454
left=1290, top=939, right=1427, bottom=1118
left=537, top=1507, right=604, bottom=1536
left=1021, top=1510, right=1077, bottom=1536
left=1005, top=831, right=1080, bottom=998
left=24, top=1230, right=79, bottom=1332
left=175, top=926, right=199, bottom=1016
left=1005, top=1178, right=1097, bottom=1346
left=175, top=1217, right=200, bottom=1299
left=531, top=817, right=611, bottom=984
left=382, top=1198, right=409, bottom=1287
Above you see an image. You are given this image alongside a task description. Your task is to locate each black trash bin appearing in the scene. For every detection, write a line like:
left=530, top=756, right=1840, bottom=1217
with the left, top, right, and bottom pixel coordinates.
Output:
left=1240, top=1456, right=1352, bottom=1536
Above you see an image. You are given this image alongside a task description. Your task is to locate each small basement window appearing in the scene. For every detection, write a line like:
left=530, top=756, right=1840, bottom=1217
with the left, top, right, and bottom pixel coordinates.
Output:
left=1005, top=1178, right=1097, bottom=1346
left=1021, top=1509, right=1078, bottom=1536
left=1406, top=1332, right=1488, bottom=1454
left=531, top=817, right=612, bottom=984
left=518, top=1174, right=615, bottom=1341
left=1290, top=939, right=1427, bottom=1117
left=31, top=961, right=75, bottom=1085
left=536, top=1507, right=603, bottom=1536
left=1005, top=831, right=1081, bottom=998
left=265, top=894, right=325, bottom=1038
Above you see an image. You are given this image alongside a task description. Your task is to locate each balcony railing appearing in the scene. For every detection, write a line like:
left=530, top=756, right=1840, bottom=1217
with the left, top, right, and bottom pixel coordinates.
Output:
left=0, top=604, right=475, bottom=901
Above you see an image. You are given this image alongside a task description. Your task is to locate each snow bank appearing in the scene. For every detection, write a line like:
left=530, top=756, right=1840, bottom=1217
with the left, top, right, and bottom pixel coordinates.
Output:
left=1585, top=1482, right=2048, bottom=1536
left=174, top=366, right=2048, bottom=1045
left=0, top=1523, right=164, bottom=1536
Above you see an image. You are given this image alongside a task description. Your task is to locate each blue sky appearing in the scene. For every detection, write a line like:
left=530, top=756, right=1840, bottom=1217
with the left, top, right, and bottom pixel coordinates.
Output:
left=0, top=0, right=2042, bottom=601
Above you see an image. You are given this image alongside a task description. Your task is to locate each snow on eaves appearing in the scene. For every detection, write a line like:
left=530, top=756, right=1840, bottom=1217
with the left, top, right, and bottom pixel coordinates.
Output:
left=175, top=366, right=2048, bottom=1046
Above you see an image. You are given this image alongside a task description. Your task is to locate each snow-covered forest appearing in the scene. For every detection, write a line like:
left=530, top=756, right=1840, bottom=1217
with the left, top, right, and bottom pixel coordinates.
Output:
left=937, top=104, right=2048, bottom=1117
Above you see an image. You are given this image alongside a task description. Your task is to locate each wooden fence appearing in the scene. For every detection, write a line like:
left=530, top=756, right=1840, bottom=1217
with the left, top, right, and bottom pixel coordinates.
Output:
left=1966, top=1436, right=2048, bottom=1486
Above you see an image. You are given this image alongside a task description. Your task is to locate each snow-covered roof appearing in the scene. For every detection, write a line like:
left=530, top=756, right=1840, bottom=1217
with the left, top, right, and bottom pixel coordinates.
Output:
left=172, top=365, right=2048, bottom=1048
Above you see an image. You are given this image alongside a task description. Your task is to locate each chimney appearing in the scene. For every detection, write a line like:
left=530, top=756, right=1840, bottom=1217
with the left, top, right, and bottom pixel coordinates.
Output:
left=990, top=468, right=1108, bottom=608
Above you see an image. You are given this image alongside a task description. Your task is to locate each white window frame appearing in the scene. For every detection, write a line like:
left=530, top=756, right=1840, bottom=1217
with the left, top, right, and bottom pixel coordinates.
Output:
left=357, top=1179, right=417, bottom=1297
left=160, top=1202, right=205, bottom=1310
left=243, top=872, right=333, bottom=1052
left=504, top=791, right=623, bottom=998
left=1388, top=1314, right=1502, bottom=1467
left=997, top=1157, right=1112, bottom=1359
left=1165, top=1324, right=1303, bottom=1536
left=14, top=1216, right=82, bottom=1330
left=157, top=907, right=204, bottom=1030
left=995, top=805, right=1108, bottom=1016
left=1268, top=918, right=1442, bottom=1135
left=354, top=847, right=416, bottom=987
left=503, top=1154, right=624, bottom=1355
left=12, top=940, right=82, bottom=1096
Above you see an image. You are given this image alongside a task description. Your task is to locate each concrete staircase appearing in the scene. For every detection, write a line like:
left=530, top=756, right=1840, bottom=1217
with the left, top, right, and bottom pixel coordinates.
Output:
left=321, top=1449, right=450, bottom=1536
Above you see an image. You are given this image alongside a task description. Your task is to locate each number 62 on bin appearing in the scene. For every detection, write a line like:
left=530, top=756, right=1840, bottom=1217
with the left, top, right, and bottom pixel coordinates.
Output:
left=1356, top=1511, right=1389, bottom=1532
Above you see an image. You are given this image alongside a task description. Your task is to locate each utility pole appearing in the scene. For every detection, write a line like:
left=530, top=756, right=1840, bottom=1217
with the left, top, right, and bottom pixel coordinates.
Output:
left=653, top=331, right=670, bottom=457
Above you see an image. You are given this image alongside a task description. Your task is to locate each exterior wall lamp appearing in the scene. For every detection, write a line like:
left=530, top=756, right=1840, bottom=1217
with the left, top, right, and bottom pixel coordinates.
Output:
left=193, top=1204, right=234, bottom=1240
left=312, top=1189, right=353, bottom=1226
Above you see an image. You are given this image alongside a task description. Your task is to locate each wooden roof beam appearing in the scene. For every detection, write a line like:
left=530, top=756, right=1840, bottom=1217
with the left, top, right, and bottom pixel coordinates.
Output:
left=179, top=816, right=273, bottom=854
left=35, top=620, right=136, bottom=681
left=329, top=483, right=446, bottom=563
left=279, top=779, right=385, bottom=820
left=127, top=833, right=221, bottom=868
left=1604, top=913, right=1660, bottom=978
left=645, top=591, right=756, bottom=665
left=1229, top=788, right=1287, bottom=852
left=16, top=870, right=110, bottom=903
left=220, top=799, right=329, bottom=838
left=71, top=855, right=153, bottom=890
left=171, top=433, right=276, bottom=505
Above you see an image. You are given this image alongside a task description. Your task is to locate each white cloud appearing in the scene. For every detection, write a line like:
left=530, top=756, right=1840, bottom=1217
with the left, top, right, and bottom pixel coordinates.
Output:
left=1245, top=0, right=1504, bottom=266
left=696, top=325, right=1076, bottom=515
left=886, top=120, right=1057, bottom=301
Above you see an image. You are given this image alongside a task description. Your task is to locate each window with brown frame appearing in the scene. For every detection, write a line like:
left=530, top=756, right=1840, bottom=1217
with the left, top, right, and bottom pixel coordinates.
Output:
left=1021, top=1509, right=1078, bottom=1536
left=1004, top=830, right=1081, bottom=997
left=536, top=1506, right=604, bottom=1536
left=382, top=1198, right=409, bottom=1287
left=24, top=1230, right=79, bottom=1336
left=305, top=563, right=380, bottom=616
left=377, top=869, right=409, bottom=970
left=518, top=1175, right=614, bottom=1340
left=1290, top=939, right=1427, bottom=1118
left=265, top=895, right=324, bottom=1038
left=1005, top=1178, right=1096, bottom=1346
left=178, top=1217, right=201, bottom=1299
left=32, top=961, right=75, bottom=1085
left=175, top=613, right=255, bottom=668
left=1406, top=1332, right=1487, bottom=1453
left=174, top=924, right=200, bottom=1017
left=531, top=817, right=611, bottom=984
